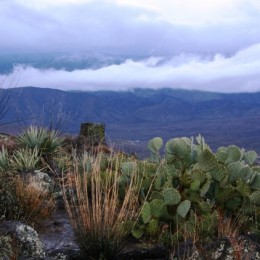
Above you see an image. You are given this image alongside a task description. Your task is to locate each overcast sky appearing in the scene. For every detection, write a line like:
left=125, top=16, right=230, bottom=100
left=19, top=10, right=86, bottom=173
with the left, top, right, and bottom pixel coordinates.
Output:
left=1, top=0, right=260, bottom=92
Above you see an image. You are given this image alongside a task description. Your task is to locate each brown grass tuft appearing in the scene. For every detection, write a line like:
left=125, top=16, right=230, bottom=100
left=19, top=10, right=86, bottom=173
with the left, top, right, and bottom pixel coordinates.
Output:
left=62, top=153, right=141, bottom=259
left=14, top=176, right=55, bottom=227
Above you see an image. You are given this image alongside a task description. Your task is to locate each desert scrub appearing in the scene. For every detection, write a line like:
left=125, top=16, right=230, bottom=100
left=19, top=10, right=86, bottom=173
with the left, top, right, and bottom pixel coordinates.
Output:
left=62, top=152, right=141, bottom=259
left=0, top=169, right=55, bottom=227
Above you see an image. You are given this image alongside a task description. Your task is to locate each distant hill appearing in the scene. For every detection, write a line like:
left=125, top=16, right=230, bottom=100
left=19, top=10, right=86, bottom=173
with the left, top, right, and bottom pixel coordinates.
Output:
left=1, top=87, right=260, bottom=157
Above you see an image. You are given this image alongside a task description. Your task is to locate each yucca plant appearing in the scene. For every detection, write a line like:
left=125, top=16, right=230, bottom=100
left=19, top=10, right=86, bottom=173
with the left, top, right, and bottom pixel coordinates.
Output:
left=62, top=153, right=141, bottom=259
left=17, top=125, right=62, bottom=157
left=12, top=148, right=40, bottom=172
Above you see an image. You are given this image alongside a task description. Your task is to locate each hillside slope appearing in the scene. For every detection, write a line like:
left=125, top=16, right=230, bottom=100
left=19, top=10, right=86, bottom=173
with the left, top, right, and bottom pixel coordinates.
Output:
left=2, top=87, right=260, bottom=155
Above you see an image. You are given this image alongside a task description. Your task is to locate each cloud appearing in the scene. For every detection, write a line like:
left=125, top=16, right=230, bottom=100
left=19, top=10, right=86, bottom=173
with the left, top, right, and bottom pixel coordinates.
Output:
left=0, top=0, right=260, bottom=55
left=2, top=44, right=260, bottom=93
left=1, top=0, right=260, bottom=93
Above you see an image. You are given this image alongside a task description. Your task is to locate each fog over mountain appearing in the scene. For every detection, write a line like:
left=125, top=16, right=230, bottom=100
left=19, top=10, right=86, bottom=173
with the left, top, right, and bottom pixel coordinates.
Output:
left=1, top=45, right=260, bottom=92
left=1, top=0, right=260, bottom=93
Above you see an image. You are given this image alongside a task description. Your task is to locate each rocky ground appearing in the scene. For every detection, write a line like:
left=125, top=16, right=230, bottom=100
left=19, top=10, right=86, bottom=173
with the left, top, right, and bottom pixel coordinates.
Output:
left=38, top=209, right=80, bottom=259
left=37, top=208, right=260, bottom=259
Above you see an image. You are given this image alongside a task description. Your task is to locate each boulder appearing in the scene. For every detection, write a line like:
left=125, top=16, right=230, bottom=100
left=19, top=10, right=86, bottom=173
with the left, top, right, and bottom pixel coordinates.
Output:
left=0, top=221, right=45, bottom=259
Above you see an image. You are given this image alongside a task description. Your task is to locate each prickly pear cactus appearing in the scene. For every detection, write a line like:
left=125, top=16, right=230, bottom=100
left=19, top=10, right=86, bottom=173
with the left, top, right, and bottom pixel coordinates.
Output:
left=133, top=135, right=260, bottom=244
left=148, top=137, right=163, bottom=162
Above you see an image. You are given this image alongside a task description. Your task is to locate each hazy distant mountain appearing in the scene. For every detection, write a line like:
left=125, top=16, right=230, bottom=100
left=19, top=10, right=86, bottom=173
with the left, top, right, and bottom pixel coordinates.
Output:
left=1, top=87, right=260, bottom=157
left=0, top=52, right=144, bottom=74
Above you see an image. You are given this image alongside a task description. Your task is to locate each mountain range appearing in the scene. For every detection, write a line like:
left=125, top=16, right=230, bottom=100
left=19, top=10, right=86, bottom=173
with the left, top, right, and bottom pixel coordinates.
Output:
left=1, top=87, right=260, bottom=157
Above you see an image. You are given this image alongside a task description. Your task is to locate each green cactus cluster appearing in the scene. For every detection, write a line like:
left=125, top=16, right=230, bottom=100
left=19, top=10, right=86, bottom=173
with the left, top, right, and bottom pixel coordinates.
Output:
left=72, top=134, right=260, bottom=246
left=132, top=135, right=260, bottom=245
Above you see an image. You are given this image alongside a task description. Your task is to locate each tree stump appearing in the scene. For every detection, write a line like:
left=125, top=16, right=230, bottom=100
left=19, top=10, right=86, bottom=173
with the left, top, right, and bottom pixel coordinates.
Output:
left=79, top=122, right=106, bottom=146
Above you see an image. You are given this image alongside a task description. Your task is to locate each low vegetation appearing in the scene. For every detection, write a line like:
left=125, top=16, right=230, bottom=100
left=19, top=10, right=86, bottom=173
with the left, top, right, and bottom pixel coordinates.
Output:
left=0, top=126, right=259, bottom=259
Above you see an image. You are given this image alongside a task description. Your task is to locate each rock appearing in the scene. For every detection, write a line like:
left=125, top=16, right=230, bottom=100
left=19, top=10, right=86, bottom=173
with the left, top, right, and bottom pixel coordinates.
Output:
left=0, top=221, right=45, bottom=259
left=38, top=209, right=80, bottom=259
left=19, top=170, right=54, bottom=193
left=193, top=235, right=260, bottom=259
left=32, top=170, right=54, bottom=192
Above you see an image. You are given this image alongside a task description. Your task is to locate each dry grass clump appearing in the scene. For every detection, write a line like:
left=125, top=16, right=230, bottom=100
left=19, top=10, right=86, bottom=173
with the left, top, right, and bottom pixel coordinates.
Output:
left=62, top=153, right=141, bottom=259
left=14, top=176, right=55, bottom=227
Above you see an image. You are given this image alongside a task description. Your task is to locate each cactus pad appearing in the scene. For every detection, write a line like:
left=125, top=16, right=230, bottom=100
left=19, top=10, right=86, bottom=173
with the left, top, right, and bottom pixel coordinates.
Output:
left=250, top=172, right=260, bottom=190
left=250, top=190, right=260, bottom=206
left=141, top=202, right=152, bottom=224
left=150, top=199, right=165, bottom=218
left=148, top=137, right=163, bottom=154
left=146, top=218, right=159, bottom=236
left=225, top=145, right=242, bottom=164
left=162, top=188, right=181, bottom=205
left=177, top=200, right=191, bottom=218
left=244, top=150, right=258, bottom=165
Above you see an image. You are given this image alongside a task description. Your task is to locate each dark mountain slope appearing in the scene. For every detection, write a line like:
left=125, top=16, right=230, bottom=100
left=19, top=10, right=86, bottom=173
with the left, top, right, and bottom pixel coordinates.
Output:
left=2, top=87, right=260, bottom=155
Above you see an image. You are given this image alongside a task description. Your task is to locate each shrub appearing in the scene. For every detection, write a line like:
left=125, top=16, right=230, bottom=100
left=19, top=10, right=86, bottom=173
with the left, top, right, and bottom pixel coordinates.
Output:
left=62, top=153, right=141, bottom=259
left=14, top=176, right=55, bottom=227
left=0, top=170, right=55, bottom=227
left=0, top=171, right=19, bottom=222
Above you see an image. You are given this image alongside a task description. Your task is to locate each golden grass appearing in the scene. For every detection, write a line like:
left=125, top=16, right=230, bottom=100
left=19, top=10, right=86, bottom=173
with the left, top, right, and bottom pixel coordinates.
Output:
left=62, top=153, right=141, bottom=259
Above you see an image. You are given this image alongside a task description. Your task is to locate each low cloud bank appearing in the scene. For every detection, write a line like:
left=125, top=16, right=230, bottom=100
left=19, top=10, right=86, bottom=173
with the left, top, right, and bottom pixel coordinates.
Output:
left=1, top=44, right=260, bottom=93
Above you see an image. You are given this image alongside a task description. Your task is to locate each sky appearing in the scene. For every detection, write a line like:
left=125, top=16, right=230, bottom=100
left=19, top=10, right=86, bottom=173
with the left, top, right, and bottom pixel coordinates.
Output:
left=1, top=0, right=260, bottom=92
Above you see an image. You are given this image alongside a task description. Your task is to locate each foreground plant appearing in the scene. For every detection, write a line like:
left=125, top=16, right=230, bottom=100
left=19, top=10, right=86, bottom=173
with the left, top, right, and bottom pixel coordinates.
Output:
left=17, top=125, right=64, bottom=173
left=63, top=153, right=141, bottom=259
left=131, top=135, right=260, bottom=258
